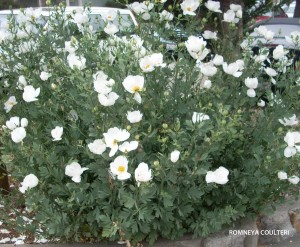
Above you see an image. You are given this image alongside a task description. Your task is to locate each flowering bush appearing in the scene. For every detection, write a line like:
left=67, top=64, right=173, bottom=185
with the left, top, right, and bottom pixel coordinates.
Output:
left=1, top=0, right=300, bottom=244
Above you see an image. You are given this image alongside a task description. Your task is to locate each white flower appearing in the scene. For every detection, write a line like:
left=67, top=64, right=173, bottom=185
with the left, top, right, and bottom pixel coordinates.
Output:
left=254, top=54, right=268, bottom=63
left=279, top=114, right=299, bottom=126
left=223, top=10, right=239, bottom=23
left=273, top=45, right=288, bottom=60
left=21, top=118, right=28, bottom=127
left=139, top=56, right=155, bottom=72
left=4, top=96, right=17, bottom=113
left=40, top=71, right=51, bottom=81
left=23, top=85, right=40, bottom=102
left=17, top=75, right=27, bottom=90
left=139, top=53, right=165, bottom=72
left=73, top=12, right=89, bottom=25
left=202, top=79, right=212, bottom=89
left=149, top=53, right=165, bottom=67
left=247, top=89, right=256, bottom=97
left=202, top=30, right=218, bottom=40
left=19, top=174, right=38, bottom=193
left=205, top=0, right=222, bottom=13
left=67, top=53, right=86, bottom=70
left=230, top=4, right=242, bottom=18
left=119, top=141, right=139, bottom=153
left=222, top=61, right=243, bottom=77
left=192, top=112, right=210, bottom=123
left=127, top=110, right=143, bottom=123
left=122, top=75, right=145, bottom=104
left=65, top=40, right=78, bottom=54
left=245, top=77, right=258, bottom=89
left=6, top=117, right=20, bottom=130
left=230, top=4, right=242, bottom=12
left=181, top=0, right=200, bottom=16
left=264, top=67, right=278, bottom=77
left=88, top=139, right=107, bottom=155
left=101, top=10, right=117, bottom=21
left=98, top=92, right=119, bottom=106
left=103, top=127, right=130, bottom=157
left=198, top=62, right=218, bottom=77
left=213, top=54, right=224, bottom=66
left=278, top=171, right=288, bottom=180
left=245, top=77, right=258, bottom=98
left=94, top=82, right=112, bottom=95
left=159, top=10, right=174, bottom=21
left=285, top=31, right=300, bottom=47
left=135, top=162, right=152, bottom=186
left=170, top=150, right=180, bottom=163
left=257, top=100, right=265, bottom=107
left=185, top=36, right=210, bottom=61
left=93, top=71, right=115, bottom=94
left=284, top=131, right=300, bottom=158
left=104, top=23, right=119, bottom=35
left=110, top=155, right=131, bottom=180
left=205, top=166, right=229, bottom=185
left=129, top=2, right=144, bottom=14
left=288, top=175, right=300, bottom=185
left=65, top=162, right=89, bottom=183
left=11, top=127, right=26, bottom=143
left=51, top=126, right=63, bottom=141
left=254, top=26, right=274, bottom=41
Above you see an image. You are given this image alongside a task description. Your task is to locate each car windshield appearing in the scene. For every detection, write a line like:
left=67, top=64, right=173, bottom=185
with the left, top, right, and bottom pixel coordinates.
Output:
left=0, top=14, right=10, bottom=26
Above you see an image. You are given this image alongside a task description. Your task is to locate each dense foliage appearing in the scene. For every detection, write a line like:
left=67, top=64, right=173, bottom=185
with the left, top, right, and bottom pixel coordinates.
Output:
left=1, top=0, right=300, bottom=245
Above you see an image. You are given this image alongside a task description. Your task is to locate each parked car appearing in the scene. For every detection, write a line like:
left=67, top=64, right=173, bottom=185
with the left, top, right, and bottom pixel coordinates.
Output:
left=283, top=0, right=296, bottom=17
left=255, top=5, right=288, bottom=24
left=250, top=17, right=300, bottom=49
left=0, top=7, right=138, bottom=32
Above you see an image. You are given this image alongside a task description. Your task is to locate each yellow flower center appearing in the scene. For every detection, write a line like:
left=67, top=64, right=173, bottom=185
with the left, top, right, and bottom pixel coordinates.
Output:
left=113, top=139, right=118, bottom=145
left=187, top=7, right=191, bottom=11
left=133, top=85, right=141, bottom=92
left=9, top=102, right=15, bottom=106
left=145, top=64, right=151, bottom=69
left=118, top=165, right=125, bottom=172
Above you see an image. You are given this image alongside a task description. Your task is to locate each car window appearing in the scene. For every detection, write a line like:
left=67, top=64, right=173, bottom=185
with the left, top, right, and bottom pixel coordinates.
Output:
left=89, top=13, right=134, bottom=32
left=0, top=14, right=8, bottom=26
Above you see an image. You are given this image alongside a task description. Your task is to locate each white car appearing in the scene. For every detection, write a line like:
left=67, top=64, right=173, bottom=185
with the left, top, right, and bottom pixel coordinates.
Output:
left=250, top=18, right=300, bottom=49
left=283, top=1, right=296, bottom=18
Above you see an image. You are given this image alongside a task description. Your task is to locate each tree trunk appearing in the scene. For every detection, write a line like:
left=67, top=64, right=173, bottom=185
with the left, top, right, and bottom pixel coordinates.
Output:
left=0, top=166, right=10, bottom=195
left=294, top=0, right=300, bottom=17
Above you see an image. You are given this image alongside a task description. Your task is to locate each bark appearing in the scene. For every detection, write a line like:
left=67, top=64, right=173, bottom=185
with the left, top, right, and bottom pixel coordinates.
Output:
left=294, top=0, right=300, bottom=17
left=0, top=166, right=10, bottom=195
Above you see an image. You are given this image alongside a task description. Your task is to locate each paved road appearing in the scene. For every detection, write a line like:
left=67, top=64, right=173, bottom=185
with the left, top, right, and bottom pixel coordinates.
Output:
left=267, top=233, right=300, bottom=246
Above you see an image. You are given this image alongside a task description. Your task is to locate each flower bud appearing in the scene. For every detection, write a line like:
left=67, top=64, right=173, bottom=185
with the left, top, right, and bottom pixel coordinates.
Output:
left=162, top=123, right=168, bottom=129
left=135, top=135, right=140, bottom=140
left=126, top=125, right=131, bottom=131
left=153, top=160, right=159, bottom=166
left=51, top=83, right=57, bottom=90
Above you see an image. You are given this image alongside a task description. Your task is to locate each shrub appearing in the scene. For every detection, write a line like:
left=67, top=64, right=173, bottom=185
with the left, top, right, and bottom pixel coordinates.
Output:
left=1, top=0, right=300, bottom=245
